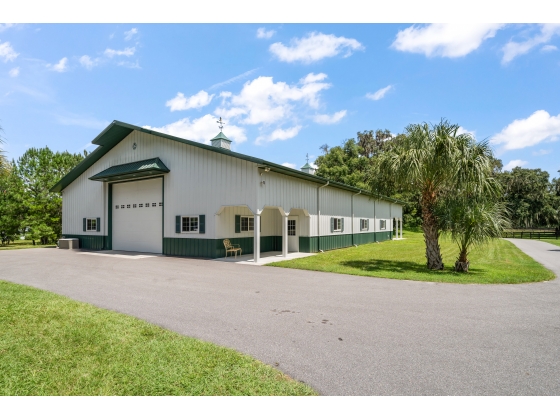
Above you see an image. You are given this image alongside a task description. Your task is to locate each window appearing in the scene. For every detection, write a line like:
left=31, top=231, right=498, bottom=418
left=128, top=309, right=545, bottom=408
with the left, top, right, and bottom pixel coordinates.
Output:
left=115, top=205, right=119, bottom=209
left=333, top=218, right=342, bottom=232
left=121, top=205, right=125, bottom=209
left=86, top=218, right=97, bottom=232
left=360, top=219, right=369, bottom=231
left=241, top=216, right=254, bottom=232
left=288, top=219, right=296, bottom=236
left=380, top=220, right=387, bottom=230
left=159, top=202, right=163, bottom=206
left=152, top=203, right=156, bottom=207
left=139, top=204, right=143, bottom=208
left=133, top=204, right=137, bottom=208
left=127, top=204, right=131, bottom=208
left=145, top=203, right=149, bottom=208
left=182, top=216, right=199, bottom=232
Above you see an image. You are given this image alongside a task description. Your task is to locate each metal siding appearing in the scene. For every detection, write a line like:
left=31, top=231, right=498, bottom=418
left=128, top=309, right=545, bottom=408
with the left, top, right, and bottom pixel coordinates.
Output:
left=62, top=129, right=401, bottom=255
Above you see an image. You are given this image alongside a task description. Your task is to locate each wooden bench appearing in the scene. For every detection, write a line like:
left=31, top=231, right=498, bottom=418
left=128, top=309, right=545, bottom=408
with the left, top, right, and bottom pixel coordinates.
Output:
left=223, top=239, right=242, bottom=258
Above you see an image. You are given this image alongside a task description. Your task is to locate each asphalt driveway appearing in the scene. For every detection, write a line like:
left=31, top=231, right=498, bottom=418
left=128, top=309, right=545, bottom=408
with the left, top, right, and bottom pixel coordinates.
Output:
left=1, top=239, right=559, bottom=395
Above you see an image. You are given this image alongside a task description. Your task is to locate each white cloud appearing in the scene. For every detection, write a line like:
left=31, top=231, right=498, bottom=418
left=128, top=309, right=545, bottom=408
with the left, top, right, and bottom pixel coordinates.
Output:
left=392, top=24, right=504, bottom=58
left=117, top=60, right=141, bottom=69
left=281, top=162, right=296, bottom=169
left=301, top=72, right=327, bottom=83
left=491, top=110, right=560, bottom=151
left=8, top=67, right=19, bottom=77
left=256, top=27, right=275, bottom=39
left=269, top=32, right=363, bottom=64
left=215, top=73, right=331, bottom=125
left=144, top=114, right=247, bottom=144
left=313, top=110, right=347, bottom=124
left=124, top=28, right=138, bottom=41
left=0, top=24, right=16, bottom=32
left=79, top=55, right=100, bottom=70
left=0, top=40, right=18, bottom=62
left=503, top=159, right=528, bottom=171
left=208, top=68, right=259, bottom=90
left=166, top=90, right=214, bottom=111
left=532, top=149, right=551, bottom=156
left=48, top=57, right=68, bottom=72
left=256, top=126, right=302, bottom=144
left=104, top=47, right=135, bottom=58
left=502, top=24, right=560, bottom=64
left=541, top=44, right=558, bottom=52
left=366, top=85, right=393, bottom=101
left=457, top=126, right=476, bottom=136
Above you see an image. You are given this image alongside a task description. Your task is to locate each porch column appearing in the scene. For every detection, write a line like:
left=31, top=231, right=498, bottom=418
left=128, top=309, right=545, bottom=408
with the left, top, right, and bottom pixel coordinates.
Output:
left=254, top=213, right=261, bottom=263
left=400, top=218, right=403, bottom=239
left=282, top=213, right=288, bottom=257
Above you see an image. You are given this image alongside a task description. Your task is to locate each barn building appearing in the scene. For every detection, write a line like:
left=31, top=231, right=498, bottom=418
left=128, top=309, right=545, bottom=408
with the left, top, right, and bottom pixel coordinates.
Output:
left=51, top=120, right=404, bottom=262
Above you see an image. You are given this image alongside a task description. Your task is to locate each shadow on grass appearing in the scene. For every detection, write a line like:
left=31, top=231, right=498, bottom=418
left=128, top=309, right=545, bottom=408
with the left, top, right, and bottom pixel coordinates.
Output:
left=340, top=259, right=485, bottom=276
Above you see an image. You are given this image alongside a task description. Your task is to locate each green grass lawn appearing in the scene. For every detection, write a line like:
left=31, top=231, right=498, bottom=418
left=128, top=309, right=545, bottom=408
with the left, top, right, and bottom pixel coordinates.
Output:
left=0, top=280, right=315, bottom=396
left=269, top=230, right=554, bottom=284
left=0, top=239, right=55, bottom=251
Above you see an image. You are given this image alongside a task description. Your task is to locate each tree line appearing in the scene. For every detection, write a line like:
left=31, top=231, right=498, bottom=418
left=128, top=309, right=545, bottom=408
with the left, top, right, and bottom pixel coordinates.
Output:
left=0, top=146, right=85, bottom=245
left=315, top=120, right=560, bottom=271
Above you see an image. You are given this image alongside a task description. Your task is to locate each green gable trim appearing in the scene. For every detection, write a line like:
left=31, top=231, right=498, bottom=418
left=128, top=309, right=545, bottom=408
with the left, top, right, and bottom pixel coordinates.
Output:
left=50, top=120, right=406, bottom=206
left=89, top=157, right=169, bottom=182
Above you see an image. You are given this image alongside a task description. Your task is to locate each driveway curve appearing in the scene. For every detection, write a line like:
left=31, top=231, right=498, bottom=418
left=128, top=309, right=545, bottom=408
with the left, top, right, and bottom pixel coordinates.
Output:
left=1, top=239, right=559, bottom=395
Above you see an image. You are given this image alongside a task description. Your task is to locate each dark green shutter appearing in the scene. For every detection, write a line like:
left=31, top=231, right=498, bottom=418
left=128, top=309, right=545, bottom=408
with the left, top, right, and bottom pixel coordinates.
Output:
left=330, top=217, right=334, bottom=233
left=83, top=218, right=86, bottom=232
left=96, top=217, right=100, bottom=232
left=235, top=215, right=241, bottom=233
left=341, top=218, right=344, bottom=232
left=199, top=215, right=205, bottom=234
left=176, top=216, right=181, bottom=233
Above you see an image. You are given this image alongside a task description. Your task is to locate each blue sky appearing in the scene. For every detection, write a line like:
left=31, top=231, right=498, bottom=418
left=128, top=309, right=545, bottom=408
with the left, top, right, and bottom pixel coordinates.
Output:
left=1, top=23, right=559, bottom=177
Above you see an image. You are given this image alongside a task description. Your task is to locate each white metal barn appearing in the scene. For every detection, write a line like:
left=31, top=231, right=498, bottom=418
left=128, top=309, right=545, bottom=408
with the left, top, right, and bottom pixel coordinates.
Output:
left=52, top=121, right=404, bottom=261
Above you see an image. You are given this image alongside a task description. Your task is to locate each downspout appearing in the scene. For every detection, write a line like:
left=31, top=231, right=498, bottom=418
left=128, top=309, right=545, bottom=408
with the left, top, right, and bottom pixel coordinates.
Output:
left=317, top=181, right=329, bottom=252
left=351, top=190, right=361, bottom=246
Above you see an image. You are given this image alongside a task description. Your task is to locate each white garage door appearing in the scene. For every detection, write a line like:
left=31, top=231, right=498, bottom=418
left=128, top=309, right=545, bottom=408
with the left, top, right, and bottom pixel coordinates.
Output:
left=112, top=178, right=162, bottom=253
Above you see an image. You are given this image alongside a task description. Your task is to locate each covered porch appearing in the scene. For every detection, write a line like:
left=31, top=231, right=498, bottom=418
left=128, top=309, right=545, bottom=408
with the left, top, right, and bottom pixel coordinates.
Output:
left=215, top=205, right=310, bottom=263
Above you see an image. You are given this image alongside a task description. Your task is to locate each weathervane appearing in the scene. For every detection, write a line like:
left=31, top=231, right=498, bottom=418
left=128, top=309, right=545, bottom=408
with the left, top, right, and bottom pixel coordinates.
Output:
left=216, top=117, right=225, bottom=131
left=306, top=153, right=309, bottom=164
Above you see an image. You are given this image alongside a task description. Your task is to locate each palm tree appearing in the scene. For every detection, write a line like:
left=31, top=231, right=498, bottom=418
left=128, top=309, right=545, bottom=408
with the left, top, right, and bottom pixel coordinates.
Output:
left=441, top=197, right=509, bottom=272
left=377, top=119, right=498, bottom=270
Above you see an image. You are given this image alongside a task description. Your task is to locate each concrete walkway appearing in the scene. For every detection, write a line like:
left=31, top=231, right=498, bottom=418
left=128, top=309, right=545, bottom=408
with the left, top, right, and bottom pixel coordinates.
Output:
left=1, top=240, right=559, bottom=395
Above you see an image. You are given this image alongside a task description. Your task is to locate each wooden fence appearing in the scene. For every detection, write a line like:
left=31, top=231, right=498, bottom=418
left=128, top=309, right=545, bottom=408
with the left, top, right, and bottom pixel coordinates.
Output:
left=503, top=229, right=559, bottom=240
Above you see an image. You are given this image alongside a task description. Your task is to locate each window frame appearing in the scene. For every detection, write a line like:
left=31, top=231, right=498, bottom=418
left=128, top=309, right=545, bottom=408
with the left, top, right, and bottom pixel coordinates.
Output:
left=181, top=216, right=199, bottom=233
left=360, top=218, right=369, bottom=231
left=380, top=220, right=387, bottom=230
left=85, top=218, right=97, bottom=232
left=333, top=217, right=342, bottom=232
left=240, top=216, right=254, bottom=232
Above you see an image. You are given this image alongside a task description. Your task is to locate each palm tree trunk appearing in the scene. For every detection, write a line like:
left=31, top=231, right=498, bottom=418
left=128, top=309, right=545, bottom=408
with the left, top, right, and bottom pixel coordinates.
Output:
left=423, top=220, right=444, bottom=270
left=421, top=191, right=444, bottom=270
left=455, top=247, right=469, bottom=272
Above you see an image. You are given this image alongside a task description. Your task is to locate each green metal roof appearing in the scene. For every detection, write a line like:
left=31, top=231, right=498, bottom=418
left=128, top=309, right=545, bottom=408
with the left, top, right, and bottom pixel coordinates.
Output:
left=89, top=157, right=170, bottom=182
left=211, top=131, right=232, bottom=143
left=301, top=162, right=312, bottom=169
left=50, top=120, right=406, bottom=205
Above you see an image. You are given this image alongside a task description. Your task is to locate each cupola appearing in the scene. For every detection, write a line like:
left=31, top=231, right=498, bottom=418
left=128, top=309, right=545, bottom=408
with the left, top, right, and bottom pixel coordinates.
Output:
left=211, top=117, right=232, bottom=150
left=301, top=153, right=316, bottom=175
